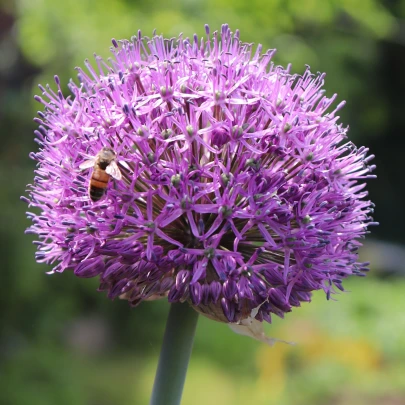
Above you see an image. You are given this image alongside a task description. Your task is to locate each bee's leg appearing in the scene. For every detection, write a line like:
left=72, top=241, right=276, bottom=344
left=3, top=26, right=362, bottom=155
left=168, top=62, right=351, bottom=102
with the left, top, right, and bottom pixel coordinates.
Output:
left=111, top=178, right=119, bottom=194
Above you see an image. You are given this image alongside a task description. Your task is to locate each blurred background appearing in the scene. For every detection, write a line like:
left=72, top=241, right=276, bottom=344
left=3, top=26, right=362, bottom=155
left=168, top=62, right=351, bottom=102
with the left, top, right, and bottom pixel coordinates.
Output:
left=1, top=0, right=404, bottom=404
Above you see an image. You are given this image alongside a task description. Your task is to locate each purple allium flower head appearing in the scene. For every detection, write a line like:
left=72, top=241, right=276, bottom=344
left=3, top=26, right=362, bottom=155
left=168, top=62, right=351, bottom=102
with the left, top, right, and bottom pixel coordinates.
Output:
left=24, top=25, right=377, bottom=324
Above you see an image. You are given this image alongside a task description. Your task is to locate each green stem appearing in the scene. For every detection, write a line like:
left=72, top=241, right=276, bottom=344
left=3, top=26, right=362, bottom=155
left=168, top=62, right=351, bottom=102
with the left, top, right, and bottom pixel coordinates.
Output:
left=150, top=303, right=199, bottom=405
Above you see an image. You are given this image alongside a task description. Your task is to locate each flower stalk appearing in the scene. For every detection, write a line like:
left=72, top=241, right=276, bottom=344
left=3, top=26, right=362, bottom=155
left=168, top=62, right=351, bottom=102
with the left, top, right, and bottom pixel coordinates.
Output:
left=150, top=303, right=199, bottom=405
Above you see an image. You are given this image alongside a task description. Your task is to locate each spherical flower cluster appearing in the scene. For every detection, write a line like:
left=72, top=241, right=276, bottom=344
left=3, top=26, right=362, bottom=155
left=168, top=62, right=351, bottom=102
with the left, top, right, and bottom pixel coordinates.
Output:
left=23, top=25, right=376, bottom=324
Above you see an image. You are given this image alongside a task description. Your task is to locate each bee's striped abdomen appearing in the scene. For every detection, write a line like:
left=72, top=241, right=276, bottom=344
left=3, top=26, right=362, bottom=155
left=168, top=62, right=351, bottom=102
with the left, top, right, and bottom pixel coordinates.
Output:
left=89, top=186, right=106, bottom=201
left=89, top=166, right=110, bottom=201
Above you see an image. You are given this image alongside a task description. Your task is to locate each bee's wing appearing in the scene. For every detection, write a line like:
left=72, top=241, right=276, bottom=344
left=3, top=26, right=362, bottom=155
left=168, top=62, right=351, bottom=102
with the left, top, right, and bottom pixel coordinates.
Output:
left=105, top=161, right=122, bottom=180
left=79, top=158, right=96, bottom=170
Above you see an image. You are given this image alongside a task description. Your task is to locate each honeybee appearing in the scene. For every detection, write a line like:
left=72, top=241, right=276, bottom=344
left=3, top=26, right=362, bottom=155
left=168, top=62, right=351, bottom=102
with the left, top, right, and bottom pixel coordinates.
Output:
left=79, top=147, right=122, bottom=201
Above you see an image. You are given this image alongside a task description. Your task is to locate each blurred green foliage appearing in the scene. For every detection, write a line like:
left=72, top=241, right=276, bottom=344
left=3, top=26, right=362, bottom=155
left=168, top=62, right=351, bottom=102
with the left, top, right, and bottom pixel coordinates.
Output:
left=2, top=278, right=405, bottom=405
left=1, top=0, right=404, bottom=404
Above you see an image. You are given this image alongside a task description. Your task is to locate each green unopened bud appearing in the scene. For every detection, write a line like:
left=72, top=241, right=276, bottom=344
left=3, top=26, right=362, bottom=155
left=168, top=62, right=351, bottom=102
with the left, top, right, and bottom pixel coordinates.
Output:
left=242, top=123, right=255, bottom=133
left=204, top=247, right=215, bottom=259
left=137, top=125, right=148, bottom=137
left=283, top=123, right=292, bottom=132
left=160, top=86, right=167, bottom=97
left=160, top=86, right=173, bottom=98
left=145, top=221, right=155, bottom=230
left=232, top=125, right=243, bottom=139
left=161, top=129, right=173, bottom=139
left=245, top=158, right=260, bottom=170
left=186, top=125, right=195, bottom=138
left=147, top=152, right=156, bottom=163
left=180, top=197, right=192, bottom=210
left=219, top=205, right=233, bottom=218
left=286, top=237, right=296, bottom=247
left=171, top=174, right=181, bottom=187
left=302, top=215, right=312, bottom=224
left=241, top=268, right=251, bottom=277
left=86, top=226, right=96, bottom=234
left=306, top=152, right=314, bottom=161
left=221, top=173, right=231, bottom=187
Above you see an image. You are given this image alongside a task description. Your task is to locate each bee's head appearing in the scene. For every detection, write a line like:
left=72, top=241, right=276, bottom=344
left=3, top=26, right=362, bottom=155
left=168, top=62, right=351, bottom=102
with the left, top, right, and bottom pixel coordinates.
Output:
left=99, top=147, right=116, bottom=161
